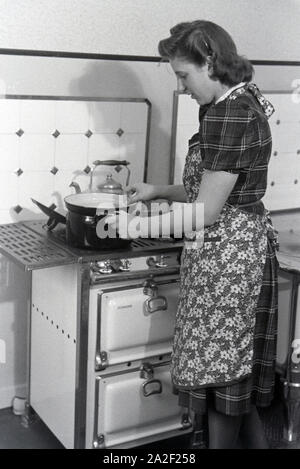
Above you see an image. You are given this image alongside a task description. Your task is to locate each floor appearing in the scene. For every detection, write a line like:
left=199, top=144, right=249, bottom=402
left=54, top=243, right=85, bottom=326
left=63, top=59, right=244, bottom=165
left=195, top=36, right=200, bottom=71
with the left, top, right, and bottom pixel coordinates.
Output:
left=0, top=386, right=299, bottom=449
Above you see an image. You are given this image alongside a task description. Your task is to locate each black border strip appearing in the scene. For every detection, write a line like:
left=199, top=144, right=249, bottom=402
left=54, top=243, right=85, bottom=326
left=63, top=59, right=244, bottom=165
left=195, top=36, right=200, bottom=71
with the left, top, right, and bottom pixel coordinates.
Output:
left=0, top=48, right=299, bottom=66
left=0, top=48, right=161, bottom=62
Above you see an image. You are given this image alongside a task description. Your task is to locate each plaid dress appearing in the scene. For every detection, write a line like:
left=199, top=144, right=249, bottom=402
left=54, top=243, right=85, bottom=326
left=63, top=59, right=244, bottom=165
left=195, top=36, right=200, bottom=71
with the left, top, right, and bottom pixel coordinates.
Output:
left=174, top=84, right=278, bottom=416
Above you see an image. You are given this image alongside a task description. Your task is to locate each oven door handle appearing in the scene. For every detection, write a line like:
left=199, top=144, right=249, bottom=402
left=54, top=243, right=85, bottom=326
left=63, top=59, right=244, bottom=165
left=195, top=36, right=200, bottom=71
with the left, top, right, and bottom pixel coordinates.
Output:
left=142, top=378, right=163, bottom=397
left=144, top=295, right=168, bottom=315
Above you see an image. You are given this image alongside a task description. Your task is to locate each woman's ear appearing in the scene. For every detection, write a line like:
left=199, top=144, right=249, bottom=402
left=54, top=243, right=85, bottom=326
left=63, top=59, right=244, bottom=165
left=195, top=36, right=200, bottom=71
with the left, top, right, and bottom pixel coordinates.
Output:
left=206, top=56, right=213, bottom=75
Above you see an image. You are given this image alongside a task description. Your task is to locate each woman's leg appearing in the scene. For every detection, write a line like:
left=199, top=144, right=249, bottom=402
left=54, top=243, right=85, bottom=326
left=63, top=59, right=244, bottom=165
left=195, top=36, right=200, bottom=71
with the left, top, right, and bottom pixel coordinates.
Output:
left=208, top=406, right=243, bottom=449
left=239, top=405, right=269, bottom=449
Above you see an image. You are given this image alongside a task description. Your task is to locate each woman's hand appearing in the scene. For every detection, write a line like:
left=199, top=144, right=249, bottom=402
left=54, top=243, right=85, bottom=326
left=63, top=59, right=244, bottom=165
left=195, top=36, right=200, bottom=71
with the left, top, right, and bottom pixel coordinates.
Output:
left=125, top=183, right=158, bottom=204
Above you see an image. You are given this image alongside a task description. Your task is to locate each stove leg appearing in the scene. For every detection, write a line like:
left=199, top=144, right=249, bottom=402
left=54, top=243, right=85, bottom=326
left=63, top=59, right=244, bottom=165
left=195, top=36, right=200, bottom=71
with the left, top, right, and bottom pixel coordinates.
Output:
left=21, top=402, right=39, bottom=428
left=282, top=383, right=300, bottom=442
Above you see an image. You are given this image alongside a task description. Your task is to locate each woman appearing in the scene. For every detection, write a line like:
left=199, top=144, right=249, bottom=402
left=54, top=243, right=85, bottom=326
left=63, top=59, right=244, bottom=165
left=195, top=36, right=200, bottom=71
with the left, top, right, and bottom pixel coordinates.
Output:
left=107, top=20, right=278, bottom=449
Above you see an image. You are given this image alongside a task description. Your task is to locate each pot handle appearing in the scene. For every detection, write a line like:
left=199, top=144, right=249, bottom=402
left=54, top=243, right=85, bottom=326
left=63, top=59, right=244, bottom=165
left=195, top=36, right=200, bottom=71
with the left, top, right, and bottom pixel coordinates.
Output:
left=92, top=160, right=131, bottom=187
left=31, top=198, right=67, bottom=230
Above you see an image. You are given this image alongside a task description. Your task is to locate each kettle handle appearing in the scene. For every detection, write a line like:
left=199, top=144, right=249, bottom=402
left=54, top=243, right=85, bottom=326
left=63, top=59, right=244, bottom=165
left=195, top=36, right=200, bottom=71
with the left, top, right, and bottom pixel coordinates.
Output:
left=92, top=160, right=131, bottom=187
left=93, top=159, right=130, bottom=167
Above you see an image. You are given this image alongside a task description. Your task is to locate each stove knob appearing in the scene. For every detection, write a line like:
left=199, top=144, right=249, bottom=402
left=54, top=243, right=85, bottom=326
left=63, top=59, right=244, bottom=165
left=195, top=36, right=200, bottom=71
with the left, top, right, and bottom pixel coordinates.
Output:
left=146, top=257, right=156, bottom=267
left=155, top=255, right=168, bottom=268
left=96, top=260, right=113, bottom=274
left=119, top=258, right=131, bottom=272
left=147, top=255, right=168, bottom=268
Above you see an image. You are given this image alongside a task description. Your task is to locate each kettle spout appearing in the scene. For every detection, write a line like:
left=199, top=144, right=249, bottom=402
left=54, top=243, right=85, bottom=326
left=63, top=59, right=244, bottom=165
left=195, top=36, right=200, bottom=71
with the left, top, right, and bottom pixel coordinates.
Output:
left=69, top=181, right=81, bottom=194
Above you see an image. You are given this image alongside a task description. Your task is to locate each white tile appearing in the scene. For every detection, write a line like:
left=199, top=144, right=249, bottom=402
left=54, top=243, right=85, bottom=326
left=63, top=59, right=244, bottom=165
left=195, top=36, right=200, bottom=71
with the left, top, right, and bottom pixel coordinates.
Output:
left=0, top=173, right=18, bottom=209
left=19, top=171, right=54, bottom=211
left=267, top=93, right=300, bottom=122
left=20, top=99, right=56, bottom=133
left=119, top=133, right=147, bottom=184
left=19, top=134, right=55, bottom=171
left=53, top=170, right=90, bottom=207
left=120, top=102, right=148, bottom=133
left=9, top=207, right=44, bottom=223
left=55, top=100, right=90, bottom=133
left=88, top=134, right=120, bottom=165
left=264, top=182, right=300, bottom=211
left=0, top=135, right=20, bottom=170
left=0, top=99, right=20, bottom=133
left=269, top=153, right=299, bottom=185
left=277, top=100, right=300, bottom=121
left=88, top=101, right=121, bottom=133
left=271, top=123, right=300, bottom=152
left=55, top=134, right=88, bottom=170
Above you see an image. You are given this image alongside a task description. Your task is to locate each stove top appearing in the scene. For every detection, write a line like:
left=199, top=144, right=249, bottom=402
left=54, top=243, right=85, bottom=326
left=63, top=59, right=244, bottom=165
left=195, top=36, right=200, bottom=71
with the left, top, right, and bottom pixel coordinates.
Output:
left=1, top=211, right=299, bottom=272
left=0, top=219, right=183, bottom=271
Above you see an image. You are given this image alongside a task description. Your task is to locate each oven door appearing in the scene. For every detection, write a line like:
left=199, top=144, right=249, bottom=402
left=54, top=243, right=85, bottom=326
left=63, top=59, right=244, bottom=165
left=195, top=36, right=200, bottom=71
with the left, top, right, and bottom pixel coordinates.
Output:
left=95, top=277, right=179, bottom=370
left=93, top=361, right=191, bottom=448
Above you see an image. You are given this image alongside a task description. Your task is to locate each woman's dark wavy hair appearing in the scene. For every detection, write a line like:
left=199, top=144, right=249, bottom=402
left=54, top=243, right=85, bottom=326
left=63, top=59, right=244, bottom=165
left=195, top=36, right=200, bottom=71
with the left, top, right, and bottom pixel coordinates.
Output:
left=158, top=20, right=253, bottom=86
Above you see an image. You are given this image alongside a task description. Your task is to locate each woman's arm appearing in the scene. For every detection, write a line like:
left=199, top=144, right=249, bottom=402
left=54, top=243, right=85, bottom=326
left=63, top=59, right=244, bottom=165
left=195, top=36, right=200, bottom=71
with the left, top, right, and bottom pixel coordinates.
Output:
left=126, top=183, right=187, bottom=203
left=109, top=170, right=238, bottom=239
left=138, top=170, right=238, bottom=237
left=195, top=169, right=238, bottom=225
left=153, top=184, right=187, bottom=202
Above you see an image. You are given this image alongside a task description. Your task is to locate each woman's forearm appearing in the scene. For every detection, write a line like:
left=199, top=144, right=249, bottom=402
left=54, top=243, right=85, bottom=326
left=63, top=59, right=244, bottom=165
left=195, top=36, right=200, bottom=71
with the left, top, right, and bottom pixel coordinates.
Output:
left=138, top=203, right=206, bottom=239
left=153, top=184, right=187, bottom=202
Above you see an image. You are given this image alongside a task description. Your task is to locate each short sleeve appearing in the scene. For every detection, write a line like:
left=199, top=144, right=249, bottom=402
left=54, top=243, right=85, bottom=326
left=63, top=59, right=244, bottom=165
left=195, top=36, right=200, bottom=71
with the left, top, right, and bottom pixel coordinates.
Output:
left=188, top=132, right=200, bottom=151
left=199, top=101, right=260, bottom=174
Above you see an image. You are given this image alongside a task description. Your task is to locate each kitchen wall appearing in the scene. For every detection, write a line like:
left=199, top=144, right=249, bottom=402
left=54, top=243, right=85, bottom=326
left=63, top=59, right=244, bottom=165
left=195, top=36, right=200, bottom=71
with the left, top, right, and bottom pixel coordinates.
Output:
left=0, top=95, right=150, bottom=224
left=0, top=0, right=298, bottom=185
left=1, top=0, right=299, bottom=59
left=0, top=0, right=298, bottom=409
left=0, top=56, right=175, bottom=187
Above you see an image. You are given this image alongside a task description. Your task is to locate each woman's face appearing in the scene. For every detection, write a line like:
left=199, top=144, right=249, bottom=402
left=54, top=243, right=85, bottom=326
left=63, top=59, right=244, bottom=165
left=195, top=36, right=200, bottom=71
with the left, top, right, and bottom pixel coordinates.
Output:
left=170, top=56, right=220, bottom=106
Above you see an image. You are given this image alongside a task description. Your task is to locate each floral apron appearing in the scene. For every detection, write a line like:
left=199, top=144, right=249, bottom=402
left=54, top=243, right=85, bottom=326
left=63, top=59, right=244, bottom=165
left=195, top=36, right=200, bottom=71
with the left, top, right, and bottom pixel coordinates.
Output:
left=171, top=144, right=276, bottom=389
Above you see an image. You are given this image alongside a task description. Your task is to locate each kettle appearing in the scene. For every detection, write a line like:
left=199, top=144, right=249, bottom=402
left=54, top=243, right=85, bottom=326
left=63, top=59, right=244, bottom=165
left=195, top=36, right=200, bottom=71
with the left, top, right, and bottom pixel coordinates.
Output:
left=69, top=160, right=131, bottom=195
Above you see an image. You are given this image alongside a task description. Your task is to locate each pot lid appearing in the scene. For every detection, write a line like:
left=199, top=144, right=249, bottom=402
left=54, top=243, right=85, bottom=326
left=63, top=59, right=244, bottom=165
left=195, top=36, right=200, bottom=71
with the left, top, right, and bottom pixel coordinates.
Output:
left=97, top=173, right=123, bottom=194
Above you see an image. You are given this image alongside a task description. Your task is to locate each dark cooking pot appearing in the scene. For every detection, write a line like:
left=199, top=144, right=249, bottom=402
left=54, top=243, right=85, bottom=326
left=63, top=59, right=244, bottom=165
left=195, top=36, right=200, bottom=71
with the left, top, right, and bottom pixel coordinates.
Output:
left=32, top=160, right=133, bottom=250
left=65, top=193, right=131, bottom=250
left=32, top=197, right=131, bottom=250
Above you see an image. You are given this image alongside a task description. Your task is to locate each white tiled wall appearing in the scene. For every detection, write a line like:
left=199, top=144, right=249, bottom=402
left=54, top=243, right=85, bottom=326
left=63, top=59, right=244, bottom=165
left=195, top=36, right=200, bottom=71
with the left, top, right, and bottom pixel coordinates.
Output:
left=264, top=93, right=300, bottom=210
left=172, top=94, right=200, bottom=185
left=0, top=97, right=150, bottom=223
left=0, top=96, right=150, bottom=410
left=172, top=92, right=300, bottom=211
